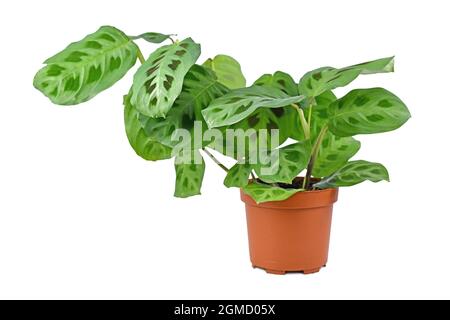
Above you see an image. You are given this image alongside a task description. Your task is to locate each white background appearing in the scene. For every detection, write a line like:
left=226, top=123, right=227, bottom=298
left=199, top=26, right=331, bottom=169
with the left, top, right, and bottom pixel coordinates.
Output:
left=1, top=0, right=449, bottom=300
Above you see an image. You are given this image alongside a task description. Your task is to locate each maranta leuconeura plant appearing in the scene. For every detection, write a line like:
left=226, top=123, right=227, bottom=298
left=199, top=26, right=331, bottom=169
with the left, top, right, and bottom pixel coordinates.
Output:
left=34, top=26, right=411, bottom=203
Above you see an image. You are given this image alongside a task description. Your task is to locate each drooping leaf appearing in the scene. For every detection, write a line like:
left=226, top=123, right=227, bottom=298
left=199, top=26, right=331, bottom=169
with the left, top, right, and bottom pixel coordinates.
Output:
left=131, top=38, right=201, bottom=118
left=174, top=149, right=205, bottom=198
left=203, top=54, right=246, bottom=89
left=131, top=32, right=174, bottom=44
left=298, top=56, right=395, bottom=98
left=124, top=94, right=172, bottom=161
left=328, top=88, right=411, bottom=137
left=139, top=65, right=229, bottom=148
left=243, top=182, right=302, bottom=204
left=224, top=163, right=252, bottom=188
left=202, top=86, right=305, bottom=128
left=253, top=71, right=298, bottom=96
left=34, top=26, right=138, bottom=105
left=312, top=134, right=361, bottom=177
left=313, top=160, right=390, bottom=189
left=254, top=141, right=311, bottom=184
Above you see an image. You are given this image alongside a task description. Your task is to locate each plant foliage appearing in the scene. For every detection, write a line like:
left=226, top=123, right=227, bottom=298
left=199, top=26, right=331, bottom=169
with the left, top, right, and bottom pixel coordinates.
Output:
left=34, top=26, right=410, bottom=202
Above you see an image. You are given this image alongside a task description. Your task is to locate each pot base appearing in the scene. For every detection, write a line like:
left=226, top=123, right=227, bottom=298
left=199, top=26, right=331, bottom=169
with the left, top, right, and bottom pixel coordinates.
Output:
left=253, top=264, right=325, bottom=275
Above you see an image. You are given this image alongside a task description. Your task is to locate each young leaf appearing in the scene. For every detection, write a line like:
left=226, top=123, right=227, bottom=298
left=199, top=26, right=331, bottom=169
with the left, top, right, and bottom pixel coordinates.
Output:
left=254, top=141, right=311, bottom=184
left=224, top=163, right=252, bottom=188
left=174, top=150, right=205, bottom=198
left=313, top=160, right=390, bottom=189
left=298, top=56, right=395, bottom=98
left=253, top=71, right=299, bottom=96
left=124, top=94, right=172, bottom=161
left=202, top=86, right=305, bottom=128
left=139, top=65, right=229, bottom=148
left=131, top=32, right=174, bottom=44
left=289, top=90, right=337, bottom=141
left=328, top=87, right=411, bottom=137
left=203, top=54, right=246, bottom=89
left=34, top=26, right=138, bottom=105
left=243, top=182, right=302, bottom=204
left=131, top=38, right=201, bottom=118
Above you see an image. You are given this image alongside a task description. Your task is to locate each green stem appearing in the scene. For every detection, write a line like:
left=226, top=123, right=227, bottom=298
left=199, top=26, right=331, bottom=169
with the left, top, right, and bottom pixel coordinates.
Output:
left=307, top=104, right=313, bottom=127
left=137, top=47, right=145, bottom=64
left=303, top=125, right=328, bottom=190
left=291, top=104, right=310, bottom=139
left=202, top=148, right=229, bottom=172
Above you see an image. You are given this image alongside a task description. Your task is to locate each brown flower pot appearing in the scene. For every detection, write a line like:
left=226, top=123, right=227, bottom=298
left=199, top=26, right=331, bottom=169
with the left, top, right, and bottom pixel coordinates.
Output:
left=240, top=186, right=338, bottom=275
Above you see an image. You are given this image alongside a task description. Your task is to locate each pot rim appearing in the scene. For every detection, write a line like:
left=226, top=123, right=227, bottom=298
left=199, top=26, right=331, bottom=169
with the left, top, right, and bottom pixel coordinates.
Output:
left=240, top=183, right=339, bottom=210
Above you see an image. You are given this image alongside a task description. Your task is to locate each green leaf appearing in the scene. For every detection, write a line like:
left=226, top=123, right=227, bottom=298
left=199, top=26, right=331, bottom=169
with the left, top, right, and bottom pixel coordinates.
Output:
left=123, top=94, right=172, bottom=161
left=328, top=88, right=411, bottom=137
left=243, top=182, right=302, bottom=204
left=254, top=71, right=298, bottom=96
left=131, top=37, right=201, bottom=118
left=203, top=54, right=246, bottom=89
left=224, top=163, right=252, bottom=188
left=312, top=134, right=361, bottom=177
left=174, top=150, right=205, bottom=198
left=131, top=32, right=174, bottom=44
left=289, top=90, right=337, bottom=141
left=313, top=160, right=390, bottom=189
left=202, top=86, right=305, bottom=128
left=139, top=65, right=229, bottom=148
left=254, top=141, right=311, bottom=184
left=298, top=56, right=395, bottom=98
left=34, top=26, right=138, bottom=105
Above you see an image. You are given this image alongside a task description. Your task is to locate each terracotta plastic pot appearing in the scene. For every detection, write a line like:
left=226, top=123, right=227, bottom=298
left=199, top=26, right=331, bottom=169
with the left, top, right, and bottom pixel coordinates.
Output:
left=240, top=186, right=338, bottom=275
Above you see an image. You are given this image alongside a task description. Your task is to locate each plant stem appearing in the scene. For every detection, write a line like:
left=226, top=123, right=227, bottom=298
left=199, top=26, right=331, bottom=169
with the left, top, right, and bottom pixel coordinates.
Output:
left=307, top=104, right=313, bottom=126
left=137, top=48, right=145, bottom=64
left=303, top=125, right=328, bottom=190
left=250, top=171, right=256, bottom=181
left=291, top=104, right=310, bottom=139
left=202, top=148, right=229, bottom=172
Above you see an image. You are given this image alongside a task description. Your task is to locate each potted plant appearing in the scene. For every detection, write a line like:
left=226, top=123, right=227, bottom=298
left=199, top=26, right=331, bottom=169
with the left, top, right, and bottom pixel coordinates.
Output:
left=34, top=26, right=411, bottom=275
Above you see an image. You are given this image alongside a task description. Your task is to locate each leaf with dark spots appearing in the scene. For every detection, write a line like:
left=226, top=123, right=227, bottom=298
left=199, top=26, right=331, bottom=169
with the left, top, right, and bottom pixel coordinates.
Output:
left=314, top=160, right=390, bottom=189
left=34, top=26, right=138, bottom=105
left=131, top=38, right=201, bottom=117
left=329, top=88, right=411, bottom=136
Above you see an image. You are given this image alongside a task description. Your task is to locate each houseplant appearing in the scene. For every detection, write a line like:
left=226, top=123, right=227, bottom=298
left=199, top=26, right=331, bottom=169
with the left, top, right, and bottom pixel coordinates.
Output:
left=33, top=26, right=410, bottom=274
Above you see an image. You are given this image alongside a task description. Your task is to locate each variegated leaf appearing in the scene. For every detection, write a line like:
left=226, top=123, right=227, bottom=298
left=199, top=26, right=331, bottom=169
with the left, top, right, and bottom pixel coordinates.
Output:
left=131, top=32, right=174, bottom=44
left=243, top=182, right=302, bottom=204
left=123, top=94, right=172, bottom=161
left=174, top=150, right=205, bottom=198
left=224, top=163, right=252, bottom=188
left=202, top=86, right=305, bottom=128
left=312, top=134, right=361, bottom=178
left=34, top=26, right=138, bottom=105
left=298, top=56, right=395, bottom=98
left=139, top=65, right=229, bottom=148
left=314, top=160, right=390, bottom=189
left=254, top=71, right=298, bottom=96
left=254, top=141, right=311, bottom=184
left=131, top=38, right=201, bottom=118
left=328, top=88, right=411, bottom=137
left=203, top=54, right=246, bottom=89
